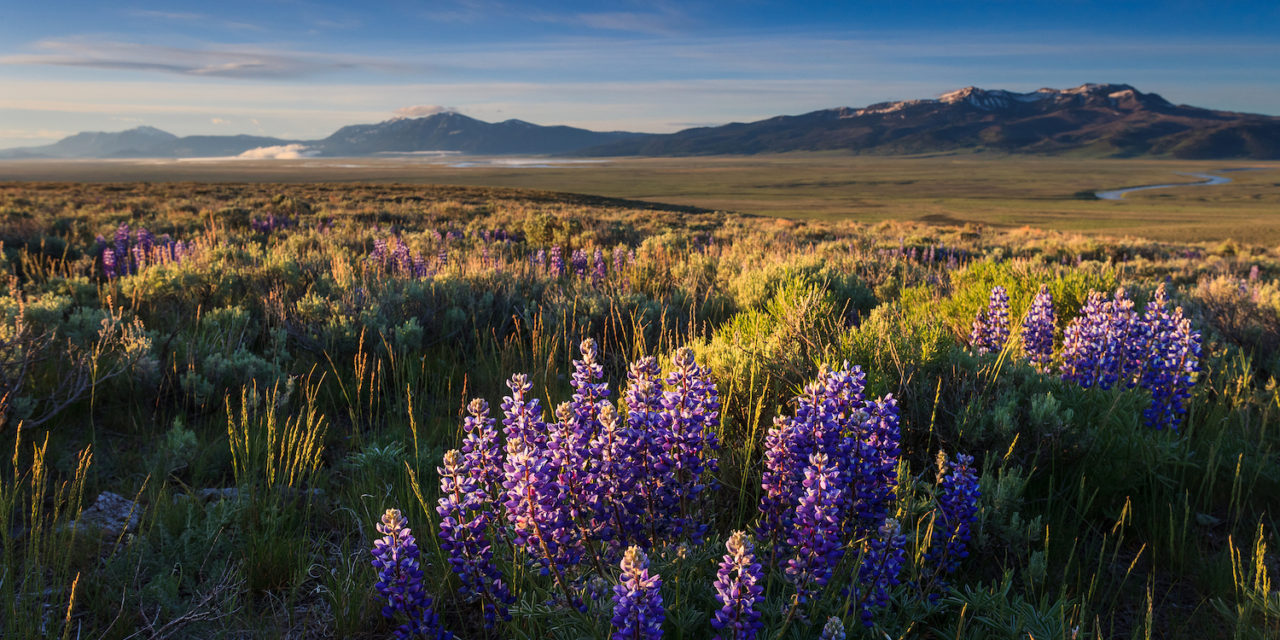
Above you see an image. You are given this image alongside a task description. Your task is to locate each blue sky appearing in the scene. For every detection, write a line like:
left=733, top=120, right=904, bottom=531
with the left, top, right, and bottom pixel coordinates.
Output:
left=1, top=1, right=1278, bottom=148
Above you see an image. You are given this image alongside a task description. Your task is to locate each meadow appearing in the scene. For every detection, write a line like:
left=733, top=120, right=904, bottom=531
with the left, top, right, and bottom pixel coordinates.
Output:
left=3, top=154, right=1279, bottom=244
left=0, top=178, right=1277, bottom=639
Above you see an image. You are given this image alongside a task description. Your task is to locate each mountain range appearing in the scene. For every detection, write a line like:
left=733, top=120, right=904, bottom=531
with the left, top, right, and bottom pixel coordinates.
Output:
left=3, top=84, right=1278, bottom=160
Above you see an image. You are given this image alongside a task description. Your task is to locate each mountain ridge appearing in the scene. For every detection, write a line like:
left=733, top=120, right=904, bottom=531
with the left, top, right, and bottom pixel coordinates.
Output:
left=3, top=84, right=1278, bottom=159
left=576, top=83, right=1280, bottom=159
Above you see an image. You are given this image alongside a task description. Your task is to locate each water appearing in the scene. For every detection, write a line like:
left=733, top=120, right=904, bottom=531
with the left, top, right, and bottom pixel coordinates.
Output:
left=1095, top=172, right=1232, bottom=200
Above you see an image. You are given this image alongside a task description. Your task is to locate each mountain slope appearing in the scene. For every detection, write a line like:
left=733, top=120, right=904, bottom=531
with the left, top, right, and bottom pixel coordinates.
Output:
left=0, top=126, right=294, bottom=159
left=315, top=112, right=647, bottom=156
left=576, top=84, right=1280, bottom=159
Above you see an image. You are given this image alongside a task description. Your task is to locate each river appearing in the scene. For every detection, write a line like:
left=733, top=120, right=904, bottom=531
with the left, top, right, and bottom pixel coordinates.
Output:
left=1095, top=172, right=1232, bottom=200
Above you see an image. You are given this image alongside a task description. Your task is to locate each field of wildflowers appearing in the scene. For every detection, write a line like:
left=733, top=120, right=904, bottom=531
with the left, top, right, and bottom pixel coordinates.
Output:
left=0, top=181, right=1277, bottom=639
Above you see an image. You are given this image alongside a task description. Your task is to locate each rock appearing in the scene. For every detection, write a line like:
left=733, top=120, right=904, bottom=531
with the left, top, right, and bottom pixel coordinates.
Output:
left=196, top=488, right=241, bottom=502
left=74, top=491, right=140, bottom=535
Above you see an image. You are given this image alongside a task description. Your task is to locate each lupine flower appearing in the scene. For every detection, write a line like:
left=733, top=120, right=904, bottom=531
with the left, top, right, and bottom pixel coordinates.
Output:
left=850, top=397, right=901, bottom=539
left=436, top=451, right=513, bottom=628
left=660, top=347, right=721, bottom=543
left=785, top=452, right=843, bottom=604
left=970, top=286, right=1010, bottom=355
left=371, top=509, right=451, bottom=639
left=460, top=398, right=503, bottom=507
left=500, top=374, right=579, bottom=579
left=571, top=248, right=589, bottom=278
left=611, top=546, right=664, bottom=640
left=550, top=246, right=565, bottom=278
left=819, top=616, right=847, bottom=640
left=593, top=247, right=608, bottom=287
left=1139, top=287, right=1201, bottom=430
left=1060, top=291, right=1109, bottom=388
left=592, top=402, right=643, bottom=551
left=1021, top=285, right=1055, bottom=370
left=711, top=531, right=764, bottom=640
left=613, top=245, right=627, bottom=274
left=1099, top=288, right=1140, bottom=390
left=550, top=339, right=611, bottom=555
left=923, top=452, right=981, bottom=597
left=98, top=224, right=192, bottom=279
left=853, top=518, right=907, bottom=626
left=623, top=356, right=673, bottom=545
left=758, top=415, right=797, bottom=562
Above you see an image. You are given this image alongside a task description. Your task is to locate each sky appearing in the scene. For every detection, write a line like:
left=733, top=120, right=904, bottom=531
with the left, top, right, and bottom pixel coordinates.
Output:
left=1, top=1, right=1278, bottom=148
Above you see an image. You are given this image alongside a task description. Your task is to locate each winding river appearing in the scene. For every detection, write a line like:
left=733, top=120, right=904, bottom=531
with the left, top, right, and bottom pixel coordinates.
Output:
left=1095, top=172, right=1232, bottom=200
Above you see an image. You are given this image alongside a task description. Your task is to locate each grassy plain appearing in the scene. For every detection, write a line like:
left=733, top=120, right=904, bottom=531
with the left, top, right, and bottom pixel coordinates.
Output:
left=0, top=178, right=1277, bottom=638
left=3, top=153, right=1278, bottom=244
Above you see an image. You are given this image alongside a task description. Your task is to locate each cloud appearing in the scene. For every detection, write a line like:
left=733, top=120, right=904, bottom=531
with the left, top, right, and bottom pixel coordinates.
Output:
left=572, top=10, right=688, bottom=36
left=237, top=144, right=317, bottom=159
left=129, top=10, right=263, bottom=31
left=392, top=104, right=456, bottom=119
left=0, top=128, right=69, bottom=140
left=211, top=117, right=229, bottom=125
left=0, top=39, right=419, bottom=79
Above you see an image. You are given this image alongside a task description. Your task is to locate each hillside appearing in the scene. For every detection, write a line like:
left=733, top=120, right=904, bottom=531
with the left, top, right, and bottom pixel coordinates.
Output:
left=577, top=83, right=1280, bottom=159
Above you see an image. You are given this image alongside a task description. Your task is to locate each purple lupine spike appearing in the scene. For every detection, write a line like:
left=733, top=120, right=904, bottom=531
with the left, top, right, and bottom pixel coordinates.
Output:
left=393, top=239, right=412, bottom=271
left=136, top=228, right=154, bottom=255
left=550, top=246, right=565, bottom=278
left=660, top=347, right=721, bottom=543
left=1139, top=291, right=1201, bottom=430
left=785, top=452, right=843, bottom=604
left=544, top=340, right=611, bottom=564
left=102, top=246, right=117, bottom=279
left=922, top=452, right=981, bottom=598
left=853, top=517, right=906, bottom=627
left=1061, top=291, right=1109, bottom=388
left=501, top=421, right=580, bottom=595
left=758, top=415, right=797, bottom=564
left=571, top=248, right=589, bottom=279
left=613, top=245, right=627, bottom=274
left=851, top=396, right=900, bottom=538
left=611, top=546, right=664, bottom=640
left=500, top=374, right=545, bottom=453
left=533, top=248, right=547, bottom=272
left=461, top=398, right=503, bottom=498
left=114, top=222, right=129, bottom=256
left=1021, top=285, right=1056, bottom=371
left=624, top=356, right=674, bottom=545
left=437, top=246, right=448, bottom=269
left=819, top=617, right=847, bottom=640
left=436, top=450, right=513, bottom=628
left=592, top=403, right=642, bottom=552
left=970, top=286, right=1010, bottom=355
left=711, top=531, right=764, bottom=640
left=1099, top=288, right=1140, bottom=390
left=371, top=509, right=451, bottom=639
left=593, top=247, right=607, bottom=287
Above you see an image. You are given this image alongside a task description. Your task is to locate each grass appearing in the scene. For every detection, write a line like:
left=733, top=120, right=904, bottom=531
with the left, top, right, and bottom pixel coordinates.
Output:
left=3, top=154, right=1279, bottom=243
left=0, top=178, right=1275, bottom=638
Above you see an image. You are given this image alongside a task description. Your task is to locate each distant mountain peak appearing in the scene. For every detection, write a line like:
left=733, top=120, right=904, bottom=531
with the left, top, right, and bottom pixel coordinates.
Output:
left=127, top=125, right=177, bottom=138
left=577, top=83, right=1280, bottom=159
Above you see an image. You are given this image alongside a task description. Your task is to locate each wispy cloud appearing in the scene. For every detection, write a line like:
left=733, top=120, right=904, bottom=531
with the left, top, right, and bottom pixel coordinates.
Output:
left=571, top=6, right=690, bottom=36
left=0, top=38, right=419, bottom=79
left=129, top=10, right=264, bottom=32
left=0, top=128, right=70, bottom=141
